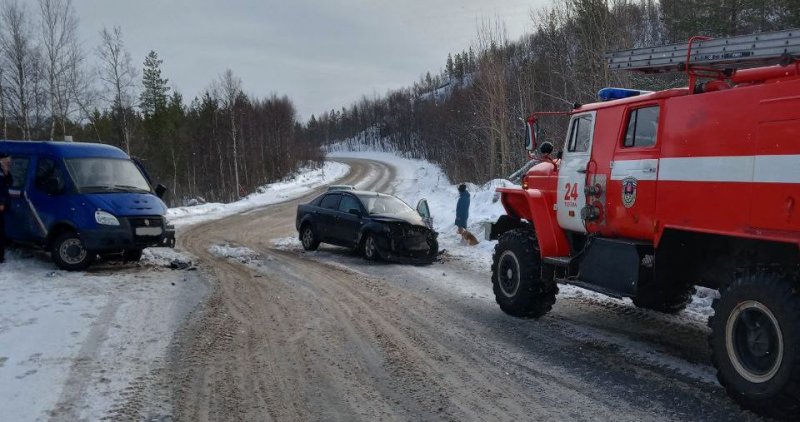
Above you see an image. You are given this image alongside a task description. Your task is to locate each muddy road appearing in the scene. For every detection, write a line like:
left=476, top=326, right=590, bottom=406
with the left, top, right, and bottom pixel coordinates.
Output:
left=170, top=159, right=759, bottom=421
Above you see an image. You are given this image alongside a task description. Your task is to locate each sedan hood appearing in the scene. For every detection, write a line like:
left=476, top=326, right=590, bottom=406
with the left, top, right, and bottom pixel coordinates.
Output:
left=369, top=213, right=427, bottom=227
left=85, top=193, right=167, bottom=217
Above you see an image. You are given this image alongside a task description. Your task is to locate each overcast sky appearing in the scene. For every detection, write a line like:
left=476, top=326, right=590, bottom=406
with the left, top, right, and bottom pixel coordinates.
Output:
left=72, top=0, right=543, bottom=121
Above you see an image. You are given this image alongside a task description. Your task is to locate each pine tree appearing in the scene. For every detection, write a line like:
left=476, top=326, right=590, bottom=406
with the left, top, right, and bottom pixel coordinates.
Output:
left=445, top=53, right=454, bottom=79
left=454, top=53, right=465, bottom=80
left=140, top=50, right=170, bottom=116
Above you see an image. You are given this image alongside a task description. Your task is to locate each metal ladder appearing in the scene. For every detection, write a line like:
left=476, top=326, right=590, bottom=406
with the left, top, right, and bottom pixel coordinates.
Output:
left=606, top=28, right=800, bottom=73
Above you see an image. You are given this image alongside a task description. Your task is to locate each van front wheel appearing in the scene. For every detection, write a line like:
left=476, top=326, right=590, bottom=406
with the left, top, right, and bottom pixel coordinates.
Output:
left=51, top=232, right=95, bottom=271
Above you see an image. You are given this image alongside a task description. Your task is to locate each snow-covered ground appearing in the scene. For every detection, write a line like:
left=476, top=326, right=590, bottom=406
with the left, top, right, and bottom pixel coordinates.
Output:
left=325, top=149, right=716, bottom=323
left=0, top=248, right=203, bottom=421
left=168, top=161, right=349, bottom=228
left=0, top=149, right=719, bottom=420
left=0, top=161, right=350, bottom=421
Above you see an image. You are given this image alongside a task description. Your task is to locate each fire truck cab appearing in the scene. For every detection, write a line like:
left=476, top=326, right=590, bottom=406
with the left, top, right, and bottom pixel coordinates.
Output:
left=488, top=30, right=800, bottom=417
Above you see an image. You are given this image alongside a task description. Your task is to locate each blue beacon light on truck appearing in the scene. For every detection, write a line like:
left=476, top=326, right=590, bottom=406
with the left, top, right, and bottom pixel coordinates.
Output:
left=597, top=87, right=652, bottom=102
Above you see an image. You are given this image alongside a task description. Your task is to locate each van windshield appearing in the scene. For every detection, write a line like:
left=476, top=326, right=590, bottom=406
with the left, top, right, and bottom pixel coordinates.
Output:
left=65, top=158, right=151, bottom=194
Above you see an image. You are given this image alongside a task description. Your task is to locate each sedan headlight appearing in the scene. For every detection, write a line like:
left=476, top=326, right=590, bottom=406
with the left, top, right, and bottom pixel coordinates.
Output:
left=95, top=210, right=120, bottom=226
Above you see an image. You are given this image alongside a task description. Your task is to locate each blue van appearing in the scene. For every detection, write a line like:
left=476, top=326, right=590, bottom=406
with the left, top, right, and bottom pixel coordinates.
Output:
left=0, top=141, right=175, bottom=270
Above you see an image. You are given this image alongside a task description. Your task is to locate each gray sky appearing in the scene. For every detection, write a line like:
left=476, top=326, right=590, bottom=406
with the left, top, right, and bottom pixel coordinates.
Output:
left=73, top=0, right=543, bottom=121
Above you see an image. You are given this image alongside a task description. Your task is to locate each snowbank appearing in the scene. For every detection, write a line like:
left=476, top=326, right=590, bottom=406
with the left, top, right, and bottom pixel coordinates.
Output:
left=168, top=161, right=349, bottom=228
left=209, top=243, right=262, bottom=266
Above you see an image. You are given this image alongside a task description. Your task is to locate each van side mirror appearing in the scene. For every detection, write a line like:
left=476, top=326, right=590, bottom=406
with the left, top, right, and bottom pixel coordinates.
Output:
left=155, top=183, right=167, bottom=199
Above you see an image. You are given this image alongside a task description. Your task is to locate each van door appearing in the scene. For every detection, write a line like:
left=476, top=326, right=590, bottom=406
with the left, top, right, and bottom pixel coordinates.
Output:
left=6, top=156, right=36, bottom=241
left=557, top=112, right=597, bottom=233
left=25, top=156, right=69, bottom=239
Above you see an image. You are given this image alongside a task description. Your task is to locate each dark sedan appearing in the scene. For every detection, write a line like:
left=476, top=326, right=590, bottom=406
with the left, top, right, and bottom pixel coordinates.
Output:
left=295, top=190, right=438, bottom=264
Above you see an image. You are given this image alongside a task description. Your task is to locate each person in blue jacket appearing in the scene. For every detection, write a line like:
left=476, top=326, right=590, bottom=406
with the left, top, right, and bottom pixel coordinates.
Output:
left=0, top=154, right=11, bottom=263
left=455, top=183, right=470, bottom=233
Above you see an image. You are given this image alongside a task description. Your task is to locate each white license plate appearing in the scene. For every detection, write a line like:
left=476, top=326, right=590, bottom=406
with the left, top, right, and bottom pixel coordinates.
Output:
left=135, top=227, right=163, bottom=236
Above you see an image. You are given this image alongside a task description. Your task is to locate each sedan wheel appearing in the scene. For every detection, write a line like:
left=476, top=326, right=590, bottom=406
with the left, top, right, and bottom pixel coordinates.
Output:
left=363, top=234, right=379, bottom=261
left=300, top=225, right=320, bottom=251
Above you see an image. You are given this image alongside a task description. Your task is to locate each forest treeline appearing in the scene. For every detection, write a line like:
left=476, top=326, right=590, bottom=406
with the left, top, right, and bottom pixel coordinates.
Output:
left=0, top=0, right=321, bottom=205
left=310, top=0, right=800, bottom=184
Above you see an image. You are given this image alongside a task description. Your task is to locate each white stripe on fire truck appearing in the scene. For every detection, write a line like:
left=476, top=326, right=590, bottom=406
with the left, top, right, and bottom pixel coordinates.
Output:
left=610, top=159, right=659, bottom=181
left=609, top=155, right=800, bottom=183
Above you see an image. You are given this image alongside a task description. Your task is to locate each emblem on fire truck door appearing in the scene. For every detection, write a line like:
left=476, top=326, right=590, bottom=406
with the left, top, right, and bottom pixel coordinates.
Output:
left=622, top=177, right=637, bottom=208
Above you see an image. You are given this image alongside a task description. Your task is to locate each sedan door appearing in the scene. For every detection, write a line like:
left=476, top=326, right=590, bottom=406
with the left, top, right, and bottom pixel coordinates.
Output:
left=334, top=194, right=365, bottom=247
left=317, top=193, right=341, bottom=242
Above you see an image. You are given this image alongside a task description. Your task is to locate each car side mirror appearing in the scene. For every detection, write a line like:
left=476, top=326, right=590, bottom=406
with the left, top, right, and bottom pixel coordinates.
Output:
left=155, top=183, right=167, bottom=199
left=416, top=199, right=431, bottom=219
left=348, top=208, right=362, bottom=218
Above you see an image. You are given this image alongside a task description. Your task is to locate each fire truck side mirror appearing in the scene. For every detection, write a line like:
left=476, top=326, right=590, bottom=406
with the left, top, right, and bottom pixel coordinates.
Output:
left=525, top=119, right=538, bottom=151
left=539, top=142, right=554, bottom=155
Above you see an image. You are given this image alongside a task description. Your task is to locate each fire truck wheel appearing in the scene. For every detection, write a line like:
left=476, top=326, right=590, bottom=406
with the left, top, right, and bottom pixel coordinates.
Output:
left=632, top=281, right=695, bottom=314
left=491, top=229, right=557, bottom=319
left=709, top=270, right=800, bottom=419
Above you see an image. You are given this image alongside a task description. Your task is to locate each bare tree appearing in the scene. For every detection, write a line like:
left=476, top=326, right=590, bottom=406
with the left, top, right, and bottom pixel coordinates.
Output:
left=214, top=69, right=243, bottom=200
left=0, top=0, right=39, bottom=140
left=0, top=68, right=6, bottom=139
left=472, top=17, right=514, bottom=177
left=69, top=63, right=101, bottom=140
left=97, top=26, right=136, bottom=153
left=39, top=0, right=80, bottom=140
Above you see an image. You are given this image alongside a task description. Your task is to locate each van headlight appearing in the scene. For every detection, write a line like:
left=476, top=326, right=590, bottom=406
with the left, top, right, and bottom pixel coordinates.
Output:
left=95, top=210, right=120, bottom=226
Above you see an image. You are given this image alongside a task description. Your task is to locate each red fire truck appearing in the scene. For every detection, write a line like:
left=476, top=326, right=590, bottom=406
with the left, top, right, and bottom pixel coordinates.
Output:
left=486, top=30, right=800, bottom=417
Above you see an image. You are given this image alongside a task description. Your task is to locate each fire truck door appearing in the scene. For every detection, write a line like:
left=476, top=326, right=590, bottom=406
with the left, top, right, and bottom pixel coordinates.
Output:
left=609, top=105, right=661, bottom=239
left=557, top=112, right=596, bottom=233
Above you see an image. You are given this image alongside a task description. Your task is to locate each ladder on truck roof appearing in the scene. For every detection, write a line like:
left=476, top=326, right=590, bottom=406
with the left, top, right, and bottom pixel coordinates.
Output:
left=606, top=28, right=800, bottom=73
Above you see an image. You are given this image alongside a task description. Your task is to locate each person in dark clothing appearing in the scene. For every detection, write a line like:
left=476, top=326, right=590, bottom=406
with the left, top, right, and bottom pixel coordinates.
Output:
left=0, top=153, right=11, bottom=263
left=455, top=183, right=470, bottom=233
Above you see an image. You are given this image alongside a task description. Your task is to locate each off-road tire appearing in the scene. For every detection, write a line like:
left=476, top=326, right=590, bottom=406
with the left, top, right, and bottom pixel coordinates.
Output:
left=632, top=281, right=695, bottom=314
left=491, top=229, right=557, bottom=318
left=300, top=224, right=320, bottom=251
left=123, top=248, right=144, bottom=262
left=708, top=269, right=800, bottom=419
left=51, top=232, right=95, bottom=271
left=362, top=233, right=380, bottom=261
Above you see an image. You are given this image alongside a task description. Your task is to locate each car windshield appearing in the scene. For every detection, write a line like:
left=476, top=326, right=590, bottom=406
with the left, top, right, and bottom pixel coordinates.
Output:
left=65, top=158, right=151, bottom=193
left=358, top=194, right=415, bottom=216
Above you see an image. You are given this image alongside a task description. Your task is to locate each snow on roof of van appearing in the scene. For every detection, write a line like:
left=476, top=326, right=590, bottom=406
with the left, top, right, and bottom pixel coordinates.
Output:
left=0, top=141, right=129, bottom=159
